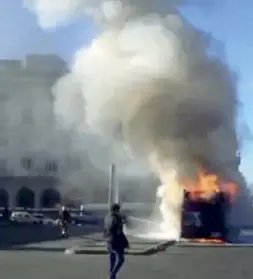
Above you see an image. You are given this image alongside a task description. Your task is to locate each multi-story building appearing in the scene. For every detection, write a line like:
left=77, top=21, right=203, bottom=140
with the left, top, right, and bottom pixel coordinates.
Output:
left=0, top=54, right=68, bottom=208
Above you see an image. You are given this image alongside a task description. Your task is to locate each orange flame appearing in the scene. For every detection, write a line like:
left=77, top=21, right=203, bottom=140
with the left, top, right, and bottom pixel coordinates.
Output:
left=184, top=169, right=238, bottom=201
left=190, top=238, right=225, bottom=244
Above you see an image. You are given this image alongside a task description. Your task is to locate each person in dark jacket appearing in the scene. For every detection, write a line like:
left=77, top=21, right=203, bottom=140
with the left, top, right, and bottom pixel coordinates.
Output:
left=104, top=203, right=129, bottom=279
left=59, top=206, right=71, bottom=237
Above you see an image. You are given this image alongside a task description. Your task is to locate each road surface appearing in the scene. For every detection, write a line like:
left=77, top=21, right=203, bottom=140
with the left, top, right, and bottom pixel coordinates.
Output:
left=0, top=245, right=252, bottom=279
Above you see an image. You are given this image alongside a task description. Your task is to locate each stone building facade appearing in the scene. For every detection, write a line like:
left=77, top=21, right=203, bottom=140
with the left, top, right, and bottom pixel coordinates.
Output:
left=0, top=176, right=60, bottom=208
left=0, top=54, right=68, bottom=208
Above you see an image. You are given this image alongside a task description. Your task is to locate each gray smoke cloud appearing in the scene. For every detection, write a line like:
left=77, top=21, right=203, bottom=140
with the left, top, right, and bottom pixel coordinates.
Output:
left=24, top=0, right=250, bottom=232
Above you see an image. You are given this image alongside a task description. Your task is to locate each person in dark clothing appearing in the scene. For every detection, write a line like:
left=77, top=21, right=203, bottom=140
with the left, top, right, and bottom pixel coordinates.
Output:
left=104, top=203, right=129, bottom=279
left=59, top=206, right=71, bottom=237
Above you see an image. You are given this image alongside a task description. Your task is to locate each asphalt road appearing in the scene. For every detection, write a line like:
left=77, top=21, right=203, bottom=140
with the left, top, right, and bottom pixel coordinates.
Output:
left=0, top=246, right=253, bottom=279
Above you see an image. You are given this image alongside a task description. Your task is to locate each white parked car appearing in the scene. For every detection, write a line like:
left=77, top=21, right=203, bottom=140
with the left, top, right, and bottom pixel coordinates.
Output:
left=11, top=211, right=40, bottom=224
left=32, top=213, right=56, bottom=225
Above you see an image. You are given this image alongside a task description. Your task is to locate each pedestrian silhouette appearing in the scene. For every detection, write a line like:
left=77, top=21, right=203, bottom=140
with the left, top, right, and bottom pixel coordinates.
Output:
left=104, top=203, right=129, bottom=279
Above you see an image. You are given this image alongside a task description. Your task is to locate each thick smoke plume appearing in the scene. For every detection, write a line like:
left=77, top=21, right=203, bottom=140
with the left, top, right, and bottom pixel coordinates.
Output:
left=25, top=0, right=247, bottom=237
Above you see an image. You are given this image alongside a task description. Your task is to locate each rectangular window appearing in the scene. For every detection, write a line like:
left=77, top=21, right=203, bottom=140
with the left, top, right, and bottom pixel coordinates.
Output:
left=21, top=157, right=32, bottom=170
left=45, top=161, right=58, bottom=173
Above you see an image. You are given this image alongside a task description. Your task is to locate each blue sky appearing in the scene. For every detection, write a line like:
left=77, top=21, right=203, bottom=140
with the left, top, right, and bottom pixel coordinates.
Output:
left=1, top=1, right=253, bottom=183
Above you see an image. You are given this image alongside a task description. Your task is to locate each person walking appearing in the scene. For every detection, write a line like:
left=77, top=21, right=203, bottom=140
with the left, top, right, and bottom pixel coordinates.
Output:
left=59, top=206, right=71, bottom=237
left=104, top=203, right=129, bottom=279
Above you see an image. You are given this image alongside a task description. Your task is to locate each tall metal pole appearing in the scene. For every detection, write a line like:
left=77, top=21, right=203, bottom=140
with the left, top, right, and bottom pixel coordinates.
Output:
left=108, top=164, right=116, bottom=210
left=114, top=166, right=119, bottom=204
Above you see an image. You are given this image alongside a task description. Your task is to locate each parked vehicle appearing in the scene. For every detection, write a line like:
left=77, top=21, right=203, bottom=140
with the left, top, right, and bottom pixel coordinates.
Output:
left=32, top=213, right=56, bottom=225
left=11, top=212, right=40, bottom=224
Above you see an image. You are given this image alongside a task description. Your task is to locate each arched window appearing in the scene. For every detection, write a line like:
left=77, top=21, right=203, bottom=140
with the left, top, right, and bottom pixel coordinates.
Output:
left=40, top=188, right=61, bottom=208
left=0, top=188, right=9, bottom=207
left=16, top=187, right=35, bottom=208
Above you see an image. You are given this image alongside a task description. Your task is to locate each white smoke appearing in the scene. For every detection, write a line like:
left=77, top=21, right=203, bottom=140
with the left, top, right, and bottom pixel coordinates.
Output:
left=24, top=0, right=248, bottom=236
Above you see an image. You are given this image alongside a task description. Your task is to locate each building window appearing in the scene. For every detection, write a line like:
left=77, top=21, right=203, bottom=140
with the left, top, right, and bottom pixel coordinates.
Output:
left=45, top=161, right=58, bottom=173
left=16, top=187, right=35, bottom=208
left=21, top=157, right=32, bottom=170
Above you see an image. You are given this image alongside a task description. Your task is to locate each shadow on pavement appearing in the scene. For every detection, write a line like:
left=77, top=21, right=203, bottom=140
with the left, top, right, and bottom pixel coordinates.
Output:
left=0, top=223, right=103, bottom=250
left=2, top=246, right=67, bottom=252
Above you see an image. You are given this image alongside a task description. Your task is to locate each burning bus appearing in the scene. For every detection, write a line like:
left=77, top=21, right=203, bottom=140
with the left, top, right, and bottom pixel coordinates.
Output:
left=124, top=167, right=239, bottom=243
left=181, top=170, right=237, bottom=242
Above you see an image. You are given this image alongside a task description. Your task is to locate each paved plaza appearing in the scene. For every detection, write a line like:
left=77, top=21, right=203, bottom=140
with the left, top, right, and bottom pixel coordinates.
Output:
left=0, top=241, right=253, bottom=279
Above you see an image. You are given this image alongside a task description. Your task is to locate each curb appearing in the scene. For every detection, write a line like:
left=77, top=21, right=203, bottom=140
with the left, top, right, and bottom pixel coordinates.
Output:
left=64, top=240, right=176, bottom=255
left=176, top=242, right=253, bottom=248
